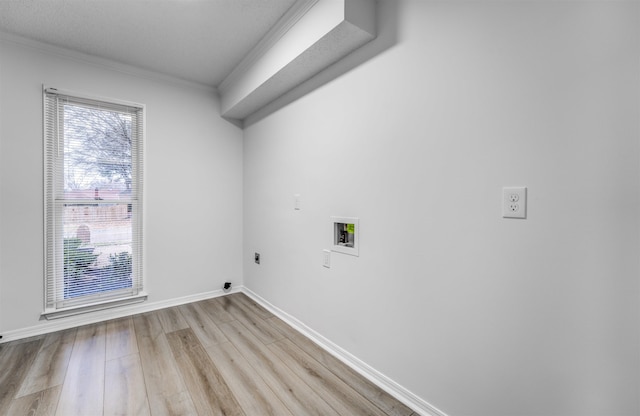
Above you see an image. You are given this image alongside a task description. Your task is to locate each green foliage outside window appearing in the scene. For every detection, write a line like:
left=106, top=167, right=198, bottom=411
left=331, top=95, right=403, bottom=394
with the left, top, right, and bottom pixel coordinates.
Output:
left=109, top=252, right=132, bottom=279
left=63, top=238, right=97, bottom=279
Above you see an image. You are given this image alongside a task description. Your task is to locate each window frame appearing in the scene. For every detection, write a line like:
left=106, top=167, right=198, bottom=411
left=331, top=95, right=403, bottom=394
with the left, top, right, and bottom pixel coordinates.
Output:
left=42, top=86, right=146, bottom=319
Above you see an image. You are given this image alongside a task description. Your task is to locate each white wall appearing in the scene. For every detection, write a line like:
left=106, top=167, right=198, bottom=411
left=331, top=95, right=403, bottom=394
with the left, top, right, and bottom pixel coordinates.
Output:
left=243, top=1, right=640, bottom=415
left=0, top=38, right=243, bottom=334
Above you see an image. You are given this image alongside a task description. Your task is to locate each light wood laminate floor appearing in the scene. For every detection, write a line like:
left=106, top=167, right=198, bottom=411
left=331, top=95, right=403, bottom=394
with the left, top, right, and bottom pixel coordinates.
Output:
left=0, top=293, right=417, bottom=415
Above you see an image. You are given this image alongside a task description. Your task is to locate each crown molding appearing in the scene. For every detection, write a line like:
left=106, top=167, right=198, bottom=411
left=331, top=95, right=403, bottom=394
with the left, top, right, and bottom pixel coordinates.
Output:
left=0, top=30, right=217, bottom=93
left=218, top=0, right=319, bottom=94
left=219, top=0, right=376, bottom=121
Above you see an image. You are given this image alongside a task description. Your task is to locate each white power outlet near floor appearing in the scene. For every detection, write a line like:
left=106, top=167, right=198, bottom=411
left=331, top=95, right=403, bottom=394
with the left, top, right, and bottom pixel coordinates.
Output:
left=502, top=187, right=527, bottom=219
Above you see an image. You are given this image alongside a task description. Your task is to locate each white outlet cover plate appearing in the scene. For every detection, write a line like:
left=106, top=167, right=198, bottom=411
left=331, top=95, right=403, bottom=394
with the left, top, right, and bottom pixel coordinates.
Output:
left=294, top=194, right=301, bottom=210
left=502, top=187, right=527, bottom=219
left=322, top=249, right=331, bottom=268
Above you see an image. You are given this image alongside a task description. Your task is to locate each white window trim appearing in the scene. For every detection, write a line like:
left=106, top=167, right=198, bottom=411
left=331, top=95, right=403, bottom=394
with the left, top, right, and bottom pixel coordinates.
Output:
left=42, top=86, right=146, bottom=319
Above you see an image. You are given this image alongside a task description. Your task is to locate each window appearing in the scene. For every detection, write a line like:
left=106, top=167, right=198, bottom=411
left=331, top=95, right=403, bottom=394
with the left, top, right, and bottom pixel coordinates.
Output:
left=44, top=87, right=145, bottom=317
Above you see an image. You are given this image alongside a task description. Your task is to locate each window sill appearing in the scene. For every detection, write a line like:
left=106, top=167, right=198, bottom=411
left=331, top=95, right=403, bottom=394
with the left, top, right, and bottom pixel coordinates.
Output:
left=41, top=293, right=148, bottom=320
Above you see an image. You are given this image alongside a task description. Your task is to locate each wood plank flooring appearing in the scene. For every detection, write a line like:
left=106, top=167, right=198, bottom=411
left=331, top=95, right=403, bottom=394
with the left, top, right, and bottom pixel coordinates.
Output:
left=0, top=293, right=416, bottom=415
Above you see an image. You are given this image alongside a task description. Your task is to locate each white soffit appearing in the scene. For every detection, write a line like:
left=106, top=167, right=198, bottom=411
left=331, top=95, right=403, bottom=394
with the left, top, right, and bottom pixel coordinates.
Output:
left=219, top=0, right=376, bottom=121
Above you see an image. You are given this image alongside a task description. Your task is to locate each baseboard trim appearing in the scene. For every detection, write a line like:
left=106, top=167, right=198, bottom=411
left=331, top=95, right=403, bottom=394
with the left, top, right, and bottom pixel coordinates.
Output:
left=0, top=287, right=240, bottom=343
left=2, top=285, right=447, bottom=416
left=240, top=287, right=448, bottom=416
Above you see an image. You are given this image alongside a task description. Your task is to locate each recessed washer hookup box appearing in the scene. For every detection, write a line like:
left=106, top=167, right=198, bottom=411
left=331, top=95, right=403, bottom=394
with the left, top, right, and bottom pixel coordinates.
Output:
left=331, top=216, right=359, bottom=257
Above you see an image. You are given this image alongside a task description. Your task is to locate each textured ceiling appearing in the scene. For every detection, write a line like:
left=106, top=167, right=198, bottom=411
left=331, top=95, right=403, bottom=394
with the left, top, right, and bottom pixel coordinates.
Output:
left=0, top=0, right=298, bottom=87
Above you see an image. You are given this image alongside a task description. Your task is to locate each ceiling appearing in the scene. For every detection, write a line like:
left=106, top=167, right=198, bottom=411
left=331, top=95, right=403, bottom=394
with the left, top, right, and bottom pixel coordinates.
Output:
left=0, top=0, right=298, bottom=87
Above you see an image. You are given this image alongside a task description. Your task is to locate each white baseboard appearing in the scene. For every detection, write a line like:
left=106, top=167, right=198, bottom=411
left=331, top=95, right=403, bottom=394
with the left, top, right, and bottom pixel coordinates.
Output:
left=1, top=285, right=446, bottom=416
left=0, top=286, right=240, bottom=343
left=241, top=286, right=448, bottom=416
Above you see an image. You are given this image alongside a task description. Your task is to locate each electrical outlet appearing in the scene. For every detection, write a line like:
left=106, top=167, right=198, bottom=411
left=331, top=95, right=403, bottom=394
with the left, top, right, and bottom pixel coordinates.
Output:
left=294, top=194, right=301, bottom=210
left=322, top=249, right=331, bottom=268
left=503, top=187, right=527, bottom=219
left=254, top=252, right=260, bottom=264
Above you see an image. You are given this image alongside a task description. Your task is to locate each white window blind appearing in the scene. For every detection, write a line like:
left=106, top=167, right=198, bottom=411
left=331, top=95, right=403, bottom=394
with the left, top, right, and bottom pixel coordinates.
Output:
left=44, top=87, right=144, bottom=316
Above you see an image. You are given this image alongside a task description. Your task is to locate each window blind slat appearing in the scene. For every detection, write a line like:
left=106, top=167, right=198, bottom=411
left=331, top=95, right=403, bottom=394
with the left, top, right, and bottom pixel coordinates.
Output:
left=44, top=88, right=144, bottom=314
